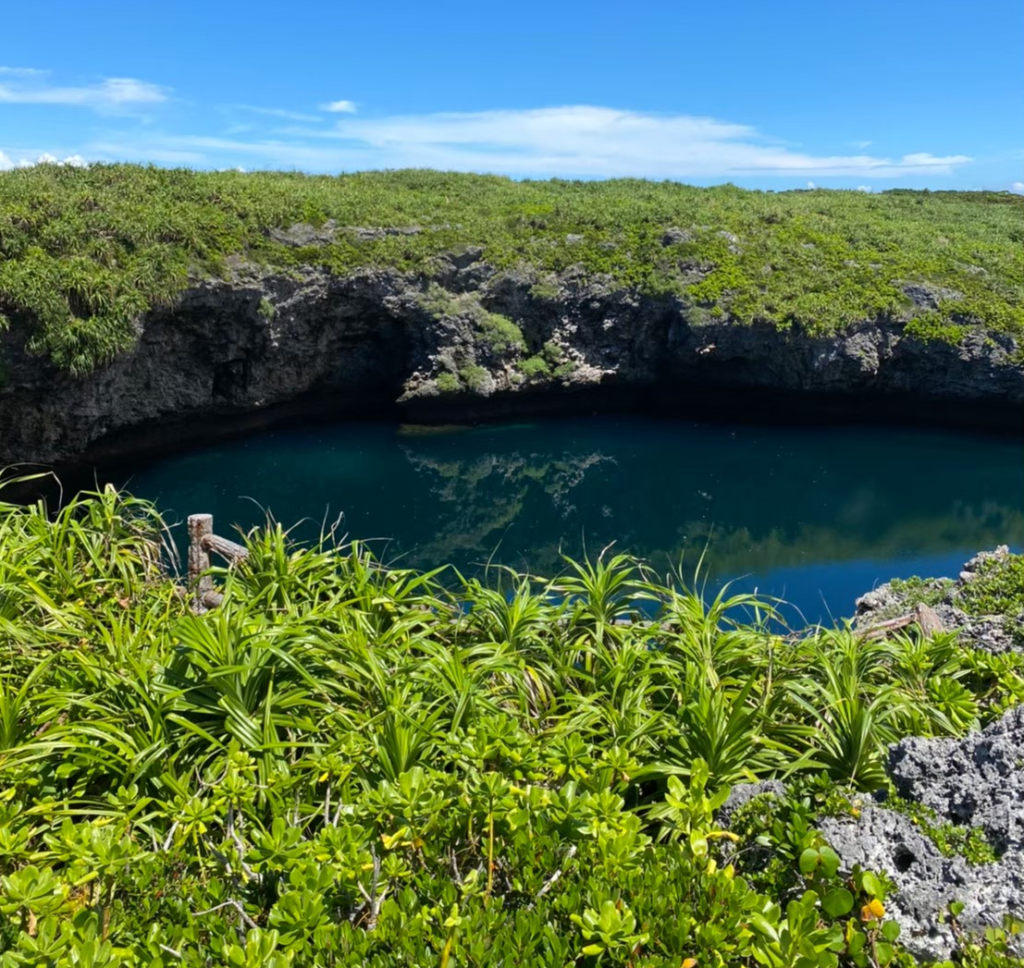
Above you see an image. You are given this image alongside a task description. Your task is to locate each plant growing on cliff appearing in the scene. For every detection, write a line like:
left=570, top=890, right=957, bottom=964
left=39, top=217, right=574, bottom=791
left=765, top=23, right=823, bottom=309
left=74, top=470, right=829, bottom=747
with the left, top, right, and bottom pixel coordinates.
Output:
left=257, top=296, right=276, bottom=320
left=475, top=311, right=525, bottom=352
left=458, top=364, right=491, bottom=391
left=519, top=355, right=550, bottom=378
left=434, top=371, right=460, bottom=393
left=958, top=553, right=1024, bottom=618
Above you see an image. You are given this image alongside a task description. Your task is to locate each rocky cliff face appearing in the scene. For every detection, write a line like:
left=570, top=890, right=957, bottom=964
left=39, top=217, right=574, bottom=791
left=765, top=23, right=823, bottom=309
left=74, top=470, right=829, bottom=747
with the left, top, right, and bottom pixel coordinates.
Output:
left=1, top=248, right=1021, bottom=467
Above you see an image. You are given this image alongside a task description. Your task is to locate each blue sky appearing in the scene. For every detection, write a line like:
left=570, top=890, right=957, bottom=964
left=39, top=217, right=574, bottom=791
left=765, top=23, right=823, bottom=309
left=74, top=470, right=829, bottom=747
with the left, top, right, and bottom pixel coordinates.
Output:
left=2, top=0, right=1022, bottom=191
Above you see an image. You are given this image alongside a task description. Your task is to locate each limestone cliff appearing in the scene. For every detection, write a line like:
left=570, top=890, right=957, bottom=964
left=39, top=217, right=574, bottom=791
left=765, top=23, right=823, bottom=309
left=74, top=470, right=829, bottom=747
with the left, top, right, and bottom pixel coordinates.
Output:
left=1, top=250, right=1020, bottom=467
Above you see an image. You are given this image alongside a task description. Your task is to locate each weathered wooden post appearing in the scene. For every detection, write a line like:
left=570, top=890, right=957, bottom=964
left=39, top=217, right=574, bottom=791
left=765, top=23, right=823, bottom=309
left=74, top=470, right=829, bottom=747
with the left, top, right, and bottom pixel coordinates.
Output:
left=187, top=513, right=215, bottom=606
left=185, top=513, right=249, bottom=611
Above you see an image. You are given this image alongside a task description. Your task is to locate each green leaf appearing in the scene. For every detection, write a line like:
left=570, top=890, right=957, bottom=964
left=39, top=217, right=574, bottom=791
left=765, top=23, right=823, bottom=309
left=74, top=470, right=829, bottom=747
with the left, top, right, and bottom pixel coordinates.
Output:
left=860, top=871, right=883, bottom=897
left=881, top=920, right=901, bottom=942
left=875, top=941, right=896, bottom=966
left=819, top=847, right=841, bottom=879
left=821, top=888, right=854, bottom=918
left=799, top=848, right=820, bottom=876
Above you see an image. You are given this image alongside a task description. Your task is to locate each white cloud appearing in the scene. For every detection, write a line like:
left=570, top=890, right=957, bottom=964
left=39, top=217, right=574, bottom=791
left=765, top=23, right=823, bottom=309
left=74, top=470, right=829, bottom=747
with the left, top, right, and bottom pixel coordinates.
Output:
left=806, top=181, right=816, bottom=188
left=0, top=75, right=168, bottom=112
left=0, top=66, right=47, bottom=76
left=321, top=99, right=357, bottom=114
left=0, top=151, right=90, bottom=169
left=249, top=105, right=971, bottom=179
left=856, top=185, right=872, bottom=192
left=1011, top=181, right=1024, bottom=194
left=228, top=104, right=322, bottom=123
left=14, top=102, right=974, bottom=183
left=849, top=140, right=872, bottom=149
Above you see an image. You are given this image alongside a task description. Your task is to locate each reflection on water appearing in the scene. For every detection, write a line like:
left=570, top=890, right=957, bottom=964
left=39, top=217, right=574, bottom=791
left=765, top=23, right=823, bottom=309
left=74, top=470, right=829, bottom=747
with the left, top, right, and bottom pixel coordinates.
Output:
left=119, top=416, right=1024, bottom=623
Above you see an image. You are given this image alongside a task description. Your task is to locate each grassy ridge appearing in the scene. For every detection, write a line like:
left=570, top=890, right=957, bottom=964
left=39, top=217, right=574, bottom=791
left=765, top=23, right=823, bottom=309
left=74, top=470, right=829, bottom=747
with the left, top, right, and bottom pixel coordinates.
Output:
left=1, top=484, right=1023, bottom=964
left=0, top=164, right=1022, bottom=374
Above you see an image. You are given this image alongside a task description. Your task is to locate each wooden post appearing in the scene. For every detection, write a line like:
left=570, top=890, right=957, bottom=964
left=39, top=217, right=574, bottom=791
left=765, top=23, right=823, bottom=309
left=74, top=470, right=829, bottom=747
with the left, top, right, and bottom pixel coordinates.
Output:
left=187, top=514, right=214, bottom=605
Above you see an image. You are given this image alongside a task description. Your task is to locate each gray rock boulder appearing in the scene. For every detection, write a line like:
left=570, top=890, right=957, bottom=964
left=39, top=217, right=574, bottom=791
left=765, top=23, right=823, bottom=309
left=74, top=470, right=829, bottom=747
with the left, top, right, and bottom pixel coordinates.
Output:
left=889, top=706, right=1024, bottom=852
left=660, top=227, right=694, bottom=246
left=820, top=706, right=1024, bottom=960
left=717, top=780, right=787, bottom=827
left=820, top=806, right=1024, bottom=962
left=267, top=221, right=338, bottom=246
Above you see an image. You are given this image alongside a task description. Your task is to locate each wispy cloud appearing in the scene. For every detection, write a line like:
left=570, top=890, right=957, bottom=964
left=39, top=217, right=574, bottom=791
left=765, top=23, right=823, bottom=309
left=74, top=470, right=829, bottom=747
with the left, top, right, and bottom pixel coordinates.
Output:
left=0, top=66, right=48, bottom=77
left=226, top=104, right=323, bottom=123
left=86, top=141, right=207, bottom=164
left=0, top=73, right=168, bottom=112
left=7, top=97, right=975, bottom=182
left=1011, top=181, right=1024, bottom=194
left=849, top=139, right=872, bottom=149
left=255, top=105, right=971, bottom=178
left=320, top=99, right=357, bottom=114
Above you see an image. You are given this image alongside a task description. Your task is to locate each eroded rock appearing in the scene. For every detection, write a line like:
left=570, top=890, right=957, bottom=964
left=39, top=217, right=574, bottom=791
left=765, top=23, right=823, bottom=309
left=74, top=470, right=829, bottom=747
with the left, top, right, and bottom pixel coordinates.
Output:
left=820, top=806, right=1024, bottom=962
left=855, top=546, right=1023, bottom=654
left=889, top=706, right=1024, bottom=852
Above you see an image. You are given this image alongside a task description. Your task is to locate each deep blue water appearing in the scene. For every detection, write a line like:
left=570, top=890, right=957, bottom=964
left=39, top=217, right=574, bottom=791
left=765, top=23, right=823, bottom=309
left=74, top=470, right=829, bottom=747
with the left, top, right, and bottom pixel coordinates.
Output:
left=119, top=416, right=1024, bottom=625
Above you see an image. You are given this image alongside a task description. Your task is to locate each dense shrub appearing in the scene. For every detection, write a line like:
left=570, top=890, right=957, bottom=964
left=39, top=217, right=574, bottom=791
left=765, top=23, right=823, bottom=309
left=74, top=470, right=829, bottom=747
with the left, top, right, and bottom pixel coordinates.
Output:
left=0, top=484, right=1022, bottom=965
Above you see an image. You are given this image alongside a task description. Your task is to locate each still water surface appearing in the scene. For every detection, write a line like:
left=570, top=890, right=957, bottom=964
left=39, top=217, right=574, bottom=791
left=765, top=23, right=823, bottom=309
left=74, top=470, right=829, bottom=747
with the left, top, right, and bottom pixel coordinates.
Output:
left=122, top=417, right=1024, bottom=625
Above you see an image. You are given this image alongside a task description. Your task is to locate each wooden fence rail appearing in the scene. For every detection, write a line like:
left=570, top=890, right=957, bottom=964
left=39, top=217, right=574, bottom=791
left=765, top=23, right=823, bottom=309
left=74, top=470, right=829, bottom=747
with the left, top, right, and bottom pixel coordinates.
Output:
left=187, top=513, right=249, bottom=610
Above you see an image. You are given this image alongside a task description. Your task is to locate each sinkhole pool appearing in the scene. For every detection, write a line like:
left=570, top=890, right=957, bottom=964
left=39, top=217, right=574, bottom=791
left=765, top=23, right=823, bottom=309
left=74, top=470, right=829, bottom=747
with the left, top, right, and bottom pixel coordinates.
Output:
left=113, top=415, right=1023, bottom=626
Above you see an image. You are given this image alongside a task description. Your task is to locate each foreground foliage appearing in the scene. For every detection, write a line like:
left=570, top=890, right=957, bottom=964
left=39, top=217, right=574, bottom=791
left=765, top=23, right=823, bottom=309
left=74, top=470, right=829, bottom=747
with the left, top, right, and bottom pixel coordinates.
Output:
left=0, top=485, right=1022, bottom=966
left=0, top=165, right=1022, bottom=373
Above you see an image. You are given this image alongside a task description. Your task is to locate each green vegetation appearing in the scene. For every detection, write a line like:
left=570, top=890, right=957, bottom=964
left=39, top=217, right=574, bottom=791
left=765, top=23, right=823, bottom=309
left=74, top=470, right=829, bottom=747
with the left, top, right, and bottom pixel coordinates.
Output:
left=476, top=312, right=525, bottom=352
left=0, top=484, right=1022, bottom=965
left=887, top=800, right=999, bottom=866
left=458, top=365, right=490, bottom=392
left=886, top=577, right=955, bottom=610
left=959, top=555, right=1024, bottom=618
left=519, top=355, right=551, bottom=378
left=257, top=296, right=276, bottom=321
left=434, top=372, right=460, bottom=393
left=0, top=165, right=1022, bottom=374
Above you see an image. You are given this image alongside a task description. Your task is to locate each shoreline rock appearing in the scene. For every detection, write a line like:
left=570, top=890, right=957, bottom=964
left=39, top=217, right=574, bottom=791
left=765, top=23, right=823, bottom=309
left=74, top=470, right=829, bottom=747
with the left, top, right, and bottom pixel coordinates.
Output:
left=856, top=546, right=1024, bottom=654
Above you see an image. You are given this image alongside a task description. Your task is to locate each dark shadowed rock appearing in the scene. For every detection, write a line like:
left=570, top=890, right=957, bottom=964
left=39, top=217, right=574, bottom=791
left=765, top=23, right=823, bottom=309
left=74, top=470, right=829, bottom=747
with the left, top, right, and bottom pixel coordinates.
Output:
left=0, top=259, right=1021, bottom=467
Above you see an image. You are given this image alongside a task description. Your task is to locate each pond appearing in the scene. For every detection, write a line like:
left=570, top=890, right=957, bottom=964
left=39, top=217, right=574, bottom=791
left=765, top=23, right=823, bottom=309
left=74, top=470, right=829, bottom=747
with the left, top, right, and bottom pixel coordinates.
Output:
left=117, top=416, right=1024, bottom=626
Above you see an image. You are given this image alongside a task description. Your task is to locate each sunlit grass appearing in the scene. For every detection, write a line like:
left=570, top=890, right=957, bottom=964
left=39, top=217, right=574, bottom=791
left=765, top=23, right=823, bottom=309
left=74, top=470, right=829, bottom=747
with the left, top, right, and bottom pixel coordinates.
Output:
left=1, top=165, right=1021, bottom=374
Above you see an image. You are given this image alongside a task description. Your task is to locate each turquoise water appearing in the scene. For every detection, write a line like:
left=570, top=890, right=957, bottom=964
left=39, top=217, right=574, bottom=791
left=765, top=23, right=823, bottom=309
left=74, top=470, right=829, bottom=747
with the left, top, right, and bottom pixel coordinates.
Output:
left=120, top=416, right=1024, bottom=624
